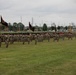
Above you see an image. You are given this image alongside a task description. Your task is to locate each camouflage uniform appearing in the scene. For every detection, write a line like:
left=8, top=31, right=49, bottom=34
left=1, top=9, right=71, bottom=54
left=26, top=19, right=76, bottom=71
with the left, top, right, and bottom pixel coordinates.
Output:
left=45, top=33, right=50, bottom=42
left=53, top=33, right=59, bottom=42
left=37, top=34, right=43, bottom=42
left=5, top=35, right=9, bottom=48
left=9, top=35, right=14, bottom=44
left=27, top=35, right=30, bottom=44
left=59, top=33, right=65, bottom=40
left=68, top=33, right=73, bottom=40
left=34, top=34, right=38, bottom=45
left=22, top=35, right=25, bottom=44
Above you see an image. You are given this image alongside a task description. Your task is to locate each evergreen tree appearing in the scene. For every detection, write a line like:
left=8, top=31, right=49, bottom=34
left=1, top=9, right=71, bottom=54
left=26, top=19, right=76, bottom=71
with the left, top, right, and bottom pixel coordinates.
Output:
left=42, top=23, right=47, bottom=31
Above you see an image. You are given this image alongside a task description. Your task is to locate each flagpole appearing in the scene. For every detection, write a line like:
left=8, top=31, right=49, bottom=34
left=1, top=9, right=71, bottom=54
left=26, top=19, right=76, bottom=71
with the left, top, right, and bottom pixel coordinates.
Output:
left=0, top=15, right=1, bottom=22
left=32, top=17, right=33, bottom=26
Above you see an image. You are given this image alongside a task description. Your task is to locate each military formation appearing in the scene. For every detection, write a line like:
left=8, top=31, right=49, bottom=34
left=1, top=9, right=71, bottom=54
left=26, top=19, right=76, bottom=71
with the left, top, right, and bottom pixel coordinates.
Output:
left=0, top=32, right=75, bottom=48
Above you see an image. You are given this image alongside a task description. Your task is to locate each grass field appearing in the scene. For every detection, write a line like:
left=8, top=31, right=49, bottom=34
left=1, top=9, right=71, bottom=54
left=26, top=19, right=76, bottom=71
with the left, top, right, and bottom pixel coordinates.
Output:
left=0, top=38, right=76, bottom=75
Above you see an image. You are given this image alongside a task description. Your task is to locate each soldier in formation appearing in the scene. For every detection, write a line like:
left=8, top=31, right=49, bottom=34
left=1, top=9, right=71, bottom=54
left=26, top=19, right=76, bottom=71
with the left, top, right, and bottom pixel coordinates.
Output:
left=53, top=33, right=59, bottom=42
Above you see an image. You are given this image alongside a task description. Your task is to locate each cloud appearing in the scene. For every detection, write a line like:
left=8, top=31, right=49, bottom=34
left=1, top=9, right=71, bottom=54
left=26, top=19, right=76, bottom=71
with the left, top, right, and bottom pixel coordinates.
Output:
left=0, top=0, right=13, bottom=10
left=32, top=0, right=76, bottom=14
left=0, top=0, right=76, bottom=26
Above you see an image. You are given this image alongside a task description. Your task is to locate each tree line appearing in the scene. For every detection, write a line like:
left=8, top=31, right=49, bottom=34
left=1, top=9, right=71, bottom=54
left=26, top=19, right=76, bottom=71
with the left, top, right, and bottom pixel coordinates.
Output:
left=0, top=22, right=74, bottom=32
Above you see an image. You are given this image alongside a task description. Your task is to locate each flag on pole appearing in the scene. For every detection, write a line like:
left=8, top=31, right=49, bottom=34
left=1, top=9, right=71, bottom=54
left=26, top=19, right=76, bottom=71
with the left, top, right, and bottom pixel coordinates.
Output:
left=29, top=22, right=35, bottom=32
left=1, top=16, right=8, bottom=27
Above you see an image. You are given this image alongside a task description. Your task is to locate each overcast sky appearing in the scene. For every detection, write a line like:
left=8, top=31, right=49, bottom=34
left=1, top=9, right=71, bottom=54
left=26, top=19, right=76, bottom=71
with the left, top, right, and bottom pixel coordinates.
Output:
left=0, top=0, right=76, bottom=26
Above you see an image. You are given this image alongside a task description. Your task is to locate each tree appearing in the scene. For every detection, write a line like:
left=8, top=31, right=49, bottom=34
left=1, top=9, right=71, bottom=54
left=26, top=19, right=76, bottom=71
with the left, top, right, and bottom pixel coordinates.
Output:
left=13, top=22, right=18, bottom=31
left=51, top=26, right=55, bottom=31
left=51, top=23, right=57, bottom=32
left=8, top=23, right=13, bottom=31
left=57, top=26, right=61, bottom=31
left=64, top=26, right=68, bottom=31
left=42, top=23, right=47, bottom=31
left=17, top=22, right=24, bottom=31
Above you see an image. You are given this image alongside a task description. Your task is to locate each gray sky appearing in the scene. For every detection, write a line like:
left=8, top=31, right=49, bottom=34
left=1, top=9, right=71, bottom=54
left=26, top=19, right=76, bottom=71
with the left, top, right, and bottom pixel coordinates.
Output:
left=0, top=0, right=76, bottom=26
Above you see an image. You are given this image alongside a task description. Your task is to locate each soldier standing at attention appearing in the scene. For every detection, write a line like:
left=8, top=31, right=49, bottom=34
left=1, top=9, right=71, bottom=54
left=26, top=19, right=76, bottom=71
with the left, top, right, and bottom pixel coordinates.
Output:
left=34, top=34, right=38, bottom=45
left=5, top=34, right=9, bottom=48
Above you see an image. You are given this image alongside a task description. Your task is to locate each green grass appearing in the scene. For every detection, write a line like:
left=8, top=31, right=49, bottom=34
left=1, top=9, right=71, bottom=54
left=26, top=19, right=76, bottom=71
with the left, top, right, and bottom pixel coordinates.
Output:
left=0, top=38, right=76, bottom=75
